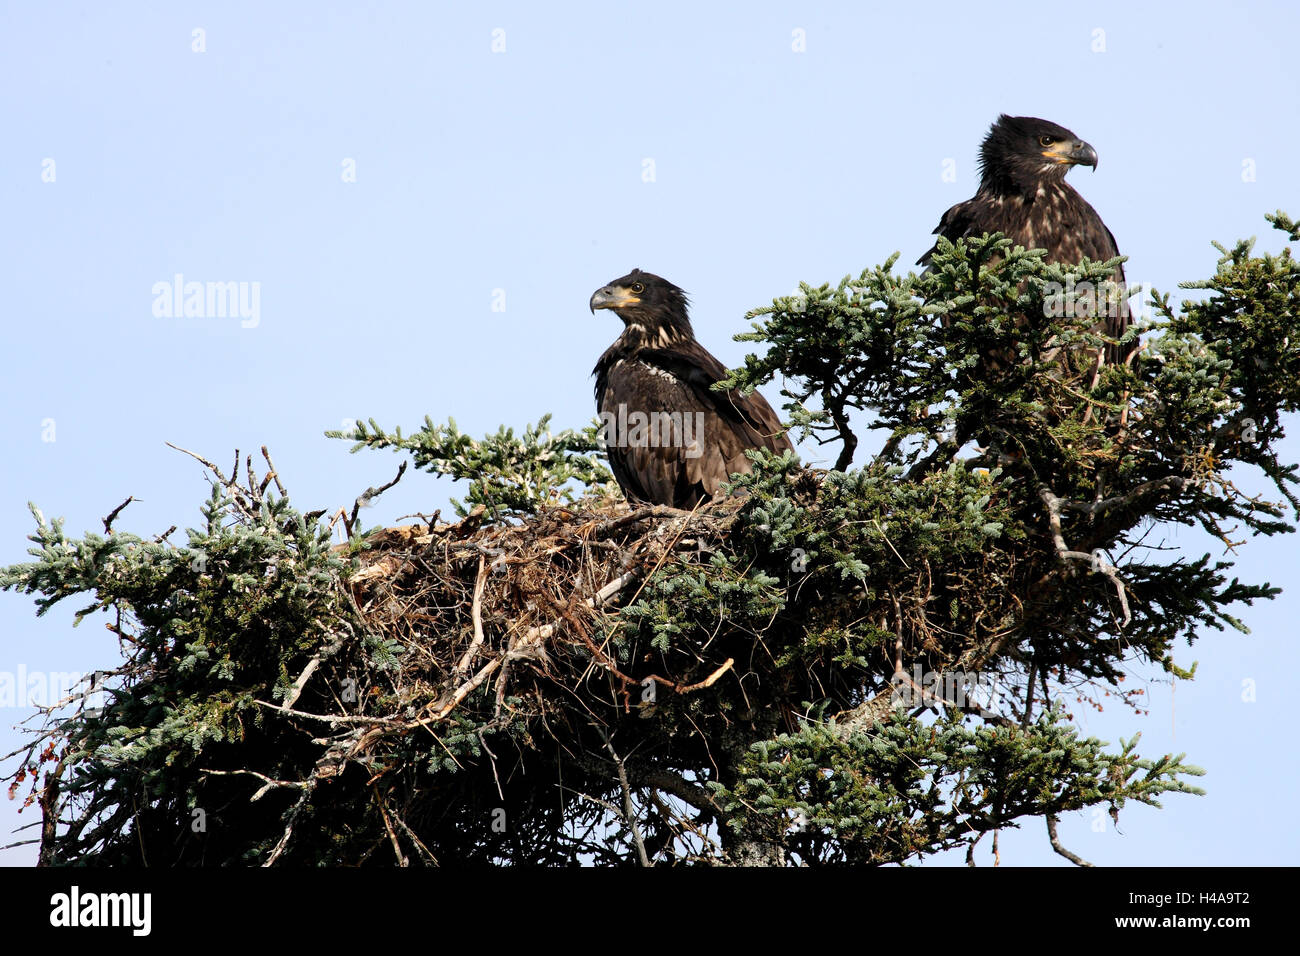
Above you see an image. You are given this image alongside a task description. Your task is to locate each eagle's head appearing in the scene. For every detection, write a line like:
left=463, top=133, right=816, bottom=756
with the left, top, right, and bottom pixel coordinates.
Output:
left=590, top=268, right=693, bottom=345
left=979, top=115, right=1099, bottom=195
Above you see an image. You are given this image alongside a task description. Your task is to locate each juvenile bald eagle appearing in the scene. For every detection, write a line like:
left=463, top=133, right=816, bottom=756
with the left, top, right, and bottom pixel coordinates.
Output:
left=590, top=269, right=793, bottom=508
left=920, top=115, right=1131, bottom=369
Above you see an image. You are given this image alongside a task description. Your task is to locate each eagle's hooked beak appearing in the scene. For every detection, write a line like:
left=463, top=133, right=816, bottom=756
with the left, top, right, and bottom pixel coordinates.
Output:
left=1044, top=139, right=1099, bottom=170
left=590, top=285, right=640, bottom=313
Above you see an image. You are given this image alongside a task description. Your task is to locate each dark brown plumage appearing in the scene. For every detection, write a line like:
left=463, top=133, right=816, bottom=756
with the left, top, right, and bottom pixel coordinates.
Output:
left=590, top=269, right=793, bottom=508
left=920, top=115, right=1131, bottom=370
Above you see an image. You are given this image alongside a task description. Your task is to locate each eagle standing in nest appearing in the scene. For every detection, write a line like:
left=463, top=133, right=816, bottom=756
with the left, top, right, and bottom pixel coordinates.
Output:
left=920, top=115, right=1132, bottom=371
left=590, top=269, right=793, bottom=508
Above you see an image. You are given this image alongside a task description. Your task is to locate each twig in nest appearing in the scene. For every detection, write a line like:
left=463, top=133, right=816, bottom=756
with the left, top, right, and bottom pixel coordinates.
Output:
left=585, top=505, right=692, bottom=539
left=593, top=571, right=637, bottom=607
left=255, top=701, right=396, bottom=726
left=582, top=504, right=706, bottom=683
left=350, top=461, right=408, bottom=530
left=676, top=658, right=734, bottom=693
left=641, top=657, right=736, bottom=695
left=455, top=556, right=489, bottom=679
left=282, top=656, right=321, bottom=710
left=427, top=656, right=507, bottom=722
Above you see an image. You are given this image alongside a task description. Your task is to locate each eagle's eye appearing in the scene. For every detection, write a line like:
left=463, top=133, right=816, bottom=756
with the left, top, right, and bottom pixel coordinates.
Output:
left=1038, top=135, right=1057, bottom=147
left=631, top=282, right=645, bottom=294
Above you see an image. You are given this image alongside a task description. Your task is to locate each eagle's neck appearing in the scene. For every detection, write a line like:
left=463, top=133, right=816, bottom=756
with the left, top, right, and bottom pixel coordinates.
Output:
left=616, top=316, right=692, bottom=353
left=983, top=167, right=1074, bottom=204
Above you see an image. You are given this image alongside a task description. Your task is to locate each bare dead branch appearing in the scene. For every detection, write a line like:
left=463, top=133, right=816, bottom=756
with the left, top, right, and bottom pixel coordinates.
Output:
left=1046, top=814, right=1094, bottom=867
left=350, top=461, right=408, bottom=529
left=201, top=768, right=307, bottom=801
left=102, top=496, right=135, bottom=533
left=1039, top=485, right=1132, bottom=627
left=603, top=734, right=650, bottom=867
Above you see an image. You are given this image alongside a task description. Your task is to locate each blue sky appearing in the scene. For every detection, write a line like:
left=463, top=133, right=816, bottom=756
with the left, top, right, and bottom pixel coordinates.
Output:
left=1, top=1, right=1296, bottom=866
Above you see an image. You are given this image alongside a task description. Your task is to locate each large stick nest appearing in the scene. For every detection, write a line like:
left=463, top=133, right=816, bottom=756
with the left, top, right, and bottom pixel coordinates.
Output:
left=334, top=498, right=746, bottom=740
left=253, top=494, right=787, bottom=864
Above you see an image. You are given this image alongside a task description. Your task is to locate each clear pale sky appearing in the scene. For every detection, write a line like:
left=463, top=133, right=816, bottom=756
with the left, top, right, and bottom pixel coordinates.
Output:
left=2, top=1, right=1296, bottom=866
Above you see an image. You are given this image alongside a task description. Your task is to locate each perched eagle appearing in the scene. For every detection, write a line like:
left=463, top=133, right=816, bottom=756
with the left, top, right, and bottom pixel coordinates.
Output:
left=920, top=115, right=1131, bottom=369
left=590, top=269, right=793, bottom=508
